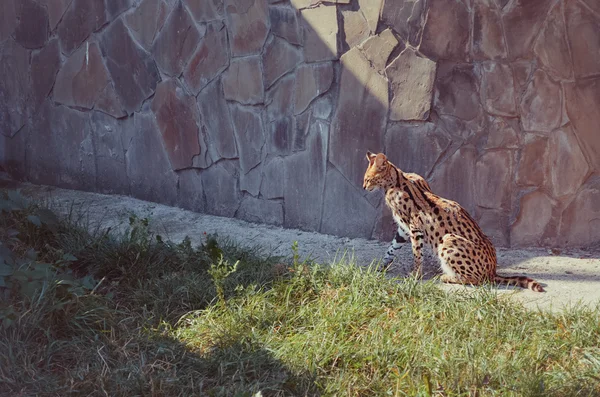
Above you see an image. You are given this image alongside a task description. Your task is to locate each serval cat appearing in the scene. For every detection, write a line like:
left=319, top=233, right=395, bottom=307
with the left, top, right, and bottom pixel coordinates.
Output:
left=363, top=151, right=544, bottom=292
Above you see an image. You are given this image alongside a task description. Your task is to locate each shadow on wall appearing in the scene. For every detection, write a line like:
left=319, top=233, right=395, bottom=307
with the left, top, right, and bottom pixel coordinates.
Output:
left=0, top=0, right=599, bottom=248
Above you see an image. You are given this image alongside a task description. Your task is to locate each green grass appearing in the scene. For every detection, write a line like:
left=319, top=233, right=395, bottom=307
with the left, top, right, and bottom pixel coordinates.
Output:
left=1, top=189, right=600, bottom=396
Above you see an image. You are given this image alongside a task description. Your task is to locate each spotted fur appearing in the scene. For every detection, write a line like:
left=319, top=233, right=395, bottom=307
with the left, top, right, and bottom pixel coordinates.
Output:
left=364, top=151, right=544, bottom=292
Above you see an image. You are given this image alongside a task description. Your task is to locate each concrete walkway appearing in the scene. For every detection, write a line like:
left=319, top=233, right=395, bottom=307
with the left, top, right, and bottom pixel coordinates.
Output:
left=5, top=179, right=600, bottom=312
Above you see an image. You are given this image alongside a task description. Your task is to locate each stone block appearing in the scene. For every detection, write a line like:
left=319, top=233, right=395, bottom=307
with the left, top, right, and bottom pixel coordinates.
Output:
left=476, top=209, right=509, bottom=247
left=321, top=167, right=377, bottom=238
left=359, top=29, right=398, bottom=72
left=358, top=0, right=384, bottom=34
left=502, top=0, right=554, bottom=60
left=240, top=164, right=262, bottom=196
left=269, top=5, right=302, bottom=45
left=385, top=122, right=449, bottom=177
left=0, top=0, right=18, bottom=43
left=519, top=69, right=561, bottom=133
left=53, top=42, right=110, bottom=109
left=547, top=127, right=590, bottom=198
left=472, top=0, right=506, bottom=60
left=380, top=0, right=426, bottom=46
left=152, top=1, right=201, bottom=76
left=58, top=0, right=106, bottom=55
left=15, top=0, right=49, bottom=49
left=222, top=56, right=265, bottom=105
left=95, top=83, right=127, bottom=119
left=184, top=22, right=229, bottom=95
left=565, top=0, right=600, bottom=78
left=125, top=0, right=169, bottom=50
left=106, top=0, right=133, bottom=19
left=479, top=62, right=517, bottom=117
left=294, top=62, right=333, bottom=115
left=292, top=111, right=311, bottom=151
left=284, top=120, right=328, bottom=231
left=510, top=190, right=556, bottom=247
left=329, top=47, right=389, bottom=187
left=558, top=176, right=600, bottom=247
left=225, top=0, right=269, bottom=56
left=178, top=168, right=205, bottom=212
left=39, top=0, right=71, bottom=30
left=516, top=133, right=549, bottom=187
left=420, top=0, right=470, bottom=61
left=263, top=36, right=302, bottom=88
left=0, top=40, right=31, bottom=137
left=31, top=39, right=61, bottom=112
left=202, top=161, right=242, bottom=217
left=534, top=1, right=573, bottom=80
left=261, top=157, right=284, bottom=199
left=434, top=63, right=481, bottom=121
left=185, top=0, right=224, bottom=21
left=237, top=196, right=283, bottom=226
left=343, top=10, right=370, bottom=49
left=301, top=5, right=338, bottom=62
left=99, top=19, right=161, bottom=114
left=266, top=74, right=295, bottom=121
left=125, top=111, right=178, bottom=205
left=484, top=116, right=520, bottom=149
left=565, top=78, right=600, bottom=171
left=151, top=79, right=202, bottom=170
left=475, top=150, right=514, bottom=209
left=387, top=48, right=436, bottom=121
left=267, top=117, right=293, bottom=156
left=0, top=130, right=27, bottom=180
left=198, top=78, right=238, bottom=160
left=230, top=105, right=265, bottom=174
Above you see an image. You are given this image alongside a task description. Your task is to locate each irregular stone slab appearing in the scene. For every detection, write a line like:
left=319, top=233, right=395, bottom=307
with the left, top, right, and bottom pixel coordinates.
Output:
left=311, top=95, right=333, bottom=120
left=31, top=39, right=61, bottom=111
left=237, top=196, right=283, bottom=226
left=125, top=111, right=178, bottom=205
left=90, top=111, right=130, bottom=194
left=558, top=176, right=600, bottom=247
left=502, top=0, right=554, bottom=60
left=511, top=61, right=534, bottom=93
left=152, top=1, right=201, bottom=76
left=58, top=0, right=107, bottom=55
left=240, top=164, right=262, bottom=196
left=294, top=62, right=333, bottom=115
left=510, top=190, right=556, bottom=247
left=565, top=78, right=600, bottom=171
left=477, top=209, right=509, bottom=247
left=434, top=63, right=481, bottom=121
left=472, top=0, right=506, bottom=60
left=263, top=36, right=302, bottom=88
left=269, top=5, right=302, bottom=45
left=358, top=0, right=384, bottom=34
left=0, top=0, right=18, bottom=43
left=266, top=74, right=295, bottom=121
left=53, top=42, right=110, bottom=109
left=343, top=10, right=370, bottom=48
left=261, top=157, right=284, bottom=199
left=565, top=0, right=600, bottom=78
left=230, top=105, right=264, bottom=173
left=106, top=0, right=133, bottom=19
left=385, top=122, right=449, bottom=177
left=359, top=29, right=398, bottom=72
left=125, top=0, right=169, bottom=50
left=284, top=120, right=328, bottom=231
left=301, top=5, right=338, bottom=62
left=100, top=19, right=161, bottom=114
left=198, top=78, right=238, bottom=160
left=291, top=0, right=350, bottom=8
left=420, top=0, right=470, bottom=61
left=183, top=22, right=229, bottom=95
left=0, top=129, right=27, bottom=179
left=534, top=1, right=572, bottom=80
left=178, top=169, right=205, bottom=212
left=387, top=48, right=436, bottom=121
left=202, top=161, right=242, bottom=217
left=380, top=0, right=426, bottom=46
left=547, top=127, right=590, bottom=198
left=429, top=146, right=478, bottom=216
left=28, top=101, right=96, bottom=191
left=151, top=79, right=202, bottom=170
left=222, top=56, right=264, bottom=105
left=225, top=0, right=269, bottom=56
left=519, top=70, right=561, bottom=133
left=14, top=0, right=49, bottom=49
left=39, top=0, right=71, bottom=30
left=267, top=117, right=293, bottom=156
left=0, top=40, right=31, bottom=137
left=185, top=0, right=224, bottom=21
left=516, top=133, right=548, bottom=187
left=321, top=167, right=377, bottom=238
left=329, top=47, right=388, bottom=186
left=292, top=111, right=311, bottom=151
left=95, top=83, right=127, bottom=119
left=479, top=62, right=517, bottom=117
left=484, top=116, right=520, bottom=149
left=475, top=150, right=514, bottom=209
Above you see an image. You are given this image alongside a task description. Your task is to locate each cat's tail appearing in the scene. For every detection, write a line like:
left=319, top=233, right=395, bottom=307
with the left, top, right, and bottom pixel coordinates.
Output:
left=494, top=274, right=545, bottom=292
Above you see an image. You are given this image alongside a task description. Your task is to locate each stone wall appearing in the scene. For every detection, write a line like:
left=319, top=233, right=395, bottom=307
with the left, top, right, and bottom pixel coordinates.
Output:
left=1, top=0, right=599, bottom=247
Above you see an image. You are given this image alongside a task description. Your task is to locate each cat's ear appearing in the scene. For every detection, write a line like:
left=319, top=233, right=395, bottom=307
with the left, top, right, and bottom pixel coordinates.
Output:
left=375, top=153, right=387, bottom=167
left=366, top=151, right=376, bottom=162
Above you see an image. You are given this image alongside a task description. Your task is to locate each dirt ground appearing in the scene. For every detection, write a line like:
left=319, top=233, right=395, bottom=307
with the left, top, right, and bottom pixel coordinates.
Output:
left=5, top=179, right=600, bottom=312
